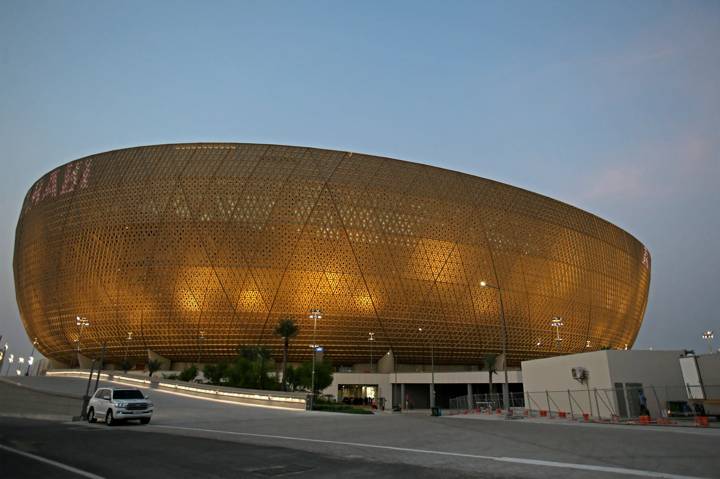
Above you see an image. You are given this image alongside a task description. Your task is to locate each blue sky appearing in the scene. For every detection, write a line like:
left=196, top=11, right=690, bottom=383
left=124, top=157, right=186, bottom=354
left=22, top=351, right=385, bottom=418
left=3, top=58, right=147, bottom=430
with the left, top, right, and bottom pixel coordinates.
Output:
left=1, top=1, right=718, bottom=358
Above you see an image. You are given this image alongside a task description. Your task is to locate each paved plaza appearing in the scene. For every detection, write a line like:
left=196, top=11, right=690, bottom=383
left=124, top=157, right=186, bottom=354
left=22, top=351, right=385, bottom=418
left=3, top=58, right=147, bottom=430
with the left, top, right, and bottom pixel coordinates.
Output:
left=1, top=376, right=718, bottom=478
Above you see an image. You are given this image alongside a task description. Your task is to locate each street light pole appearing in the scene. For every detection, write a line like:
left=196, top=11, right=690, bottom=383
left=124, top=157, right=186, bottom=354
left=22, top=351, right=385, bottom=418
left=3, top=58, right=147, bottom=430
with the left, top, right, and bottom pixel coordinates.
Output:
left=5, top=353, right=13, bottom=376
left=309, top=309, right=322, bottom=409
left=418, top=327, right=435, bottom=409
left=368, top=332, right=375, bottom=373
left=75, top=316, right=90, bottom=367
left=702, top=331, right=714, bottom=354
left=480, top=281, right=510, bottom=411
left=0, top=341, right=8, bottom=375
left=25, top=338, right=38, bottom=376
left=551, top=316, right=564, bottom=344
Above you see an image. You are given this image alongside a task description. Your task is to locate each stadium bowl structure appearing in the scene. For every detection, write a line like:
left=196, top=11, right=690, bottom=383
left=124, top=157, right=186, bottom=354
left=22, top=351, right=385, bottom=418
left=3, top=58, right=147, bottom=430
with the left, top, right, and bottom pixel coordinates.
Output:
left=13, top=144, right=650, bottom=366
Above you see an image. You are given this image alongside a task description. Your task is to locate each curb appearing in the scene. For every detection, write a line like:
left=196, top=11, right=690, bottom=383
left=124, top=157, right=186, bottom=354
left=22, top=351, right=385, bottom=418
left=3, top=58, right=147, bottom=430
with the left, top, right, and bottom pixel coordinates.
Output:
left=0, top=377, right=83, bottom=400
left=0, top=413, right=73, bottom=422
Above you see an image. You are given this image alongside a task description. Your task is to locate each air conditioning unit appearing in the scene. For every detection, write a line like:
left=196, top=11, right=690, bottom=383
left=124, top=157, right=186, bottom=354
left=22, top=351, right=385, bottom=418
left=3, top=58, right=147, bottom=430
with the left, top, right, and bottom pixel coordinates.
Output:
left=571, top=367, right=588, bottom=382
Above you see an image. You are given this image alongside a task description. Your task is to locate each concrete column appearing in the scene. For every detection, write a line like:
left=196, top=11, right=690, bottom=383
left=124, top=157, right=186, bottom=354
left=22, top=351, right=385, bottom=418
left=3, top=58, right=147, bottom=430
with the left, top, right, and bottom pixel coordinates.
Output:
left=467, top=383, right=473, bottom=410
left=401, top=383, right=406, bottom=410
left=429, top=383, right=435, bottom=408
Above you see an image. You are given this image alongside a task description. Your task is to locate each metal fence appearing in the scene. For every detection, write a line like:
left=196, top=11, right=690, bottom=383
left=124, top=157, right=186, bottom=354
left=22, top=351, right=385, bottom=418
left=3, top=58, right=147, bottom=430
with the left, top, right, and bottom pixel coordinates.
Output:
left=448, top=384, right=720, bottom=421
left=448, top=392, right=525, bottom=411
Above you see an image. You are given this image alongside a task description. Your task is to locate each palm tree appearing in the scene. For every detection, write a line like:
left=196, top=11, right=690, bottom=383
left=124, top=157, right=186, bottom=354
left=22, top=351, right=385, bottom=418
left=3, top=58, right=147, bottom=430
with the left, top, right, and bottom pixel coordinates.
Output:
left=147, top=359, right=162, bottom=378
left=483, top=354, right=498, bottom=407
left=275, top=317, right=299, bottom=391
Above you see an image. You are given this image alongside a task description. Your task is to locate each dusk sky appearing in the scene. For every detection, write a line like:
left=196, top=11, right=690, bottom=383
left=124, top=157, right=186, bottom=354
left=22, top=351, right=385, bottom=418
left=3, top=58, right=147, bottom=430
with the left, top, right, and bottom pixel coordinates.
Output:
left=1, top=1, right=718, bottom=360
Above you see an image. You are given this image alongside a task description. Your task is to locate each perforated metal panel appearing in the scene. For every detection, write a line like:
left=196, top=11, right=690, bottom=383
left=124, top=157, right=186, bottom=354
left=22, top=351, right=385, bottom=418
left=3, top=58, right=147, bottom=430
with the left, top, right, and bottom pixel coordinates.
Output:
left=13, top=143, right=650, bottom=366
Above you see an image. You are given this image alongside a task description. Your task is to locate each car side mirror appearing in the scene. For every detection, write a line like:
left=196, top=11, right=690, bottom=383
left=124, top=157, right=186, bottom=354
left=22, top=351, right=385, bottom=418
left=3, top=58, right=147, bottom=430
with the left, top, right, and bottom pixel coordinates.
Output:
left=144, top=395, right=149, bottom=399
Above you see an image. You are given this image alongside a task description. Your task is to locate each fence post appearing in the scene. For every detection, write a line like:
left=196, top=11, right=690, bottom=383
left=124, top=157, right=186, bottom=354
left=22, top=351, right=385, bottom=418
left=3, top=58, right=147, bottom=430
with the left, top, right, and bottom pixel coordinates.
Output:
left=593, top=388, right=600, bottom=419
left=525, top=390, right=530, bottom=412
left=546, top=390, right=551, bottom=416
left=650, top=385, right=663, bottom=418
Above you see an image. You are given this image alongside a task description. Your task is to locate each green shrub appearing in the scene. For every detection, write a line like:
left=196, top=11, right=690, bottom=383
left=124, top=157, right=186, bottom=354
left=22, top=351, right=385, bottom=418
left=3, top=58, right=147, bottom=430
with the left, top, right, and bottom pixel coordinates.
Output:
left=178, top=365, right=198, bottom=382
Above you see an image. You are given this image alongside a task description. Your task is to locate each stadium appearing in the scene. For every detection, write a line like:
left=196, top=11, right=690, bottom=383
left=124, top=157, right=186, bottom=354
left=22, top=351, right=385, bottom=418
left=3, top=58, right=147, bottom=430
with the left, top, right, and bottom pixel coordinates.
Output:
left=13, top=143, right=650, bottom=370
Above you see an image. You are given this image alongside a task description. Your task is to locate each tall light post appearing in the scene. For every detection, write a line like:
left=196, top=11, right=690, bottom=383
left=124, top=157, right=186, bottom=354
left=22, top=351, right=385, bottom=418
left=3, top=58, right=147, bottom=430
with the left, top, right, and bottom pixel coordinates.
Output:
left=197, top=330, right=205, bottom=364
left=309, top=308, right=322, bottom=409
left=0, top=342, right=8, bottom=375
left=480, top=280, right=510, bottom=411
left=124, top=331, right=133, bottom=360
left=368, top=332, right=375, bottom=373
left=702, top=330, right=714, bottom=354
left=418, top=327, right=436, bottom=409
left=551, top=316, right=564, bottom=344
left=5, top=353, right=14, bottom=376
left=75, top=316, right=90, bottom=366
left=25, top=338, right=38, bottom=376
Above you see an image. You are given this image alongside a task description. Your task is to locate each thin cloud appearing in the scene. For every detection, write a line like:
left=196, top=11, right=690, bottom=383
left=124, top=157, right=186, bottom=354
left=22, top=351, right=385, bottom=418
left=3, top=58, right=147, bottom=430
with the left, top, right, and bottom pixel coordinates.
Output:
left=581, top=135, right=719, bottom=202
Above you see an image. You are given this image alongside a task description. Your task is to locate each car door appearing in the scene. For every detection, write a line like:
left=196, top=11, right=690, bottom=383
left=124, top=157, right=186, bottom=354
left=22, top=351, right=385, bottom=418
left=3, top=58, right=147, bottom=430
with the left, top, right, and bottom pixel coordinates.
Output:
left=97, top=389, right=111, bottom=416
left=91, top=389, right=104, bottom=415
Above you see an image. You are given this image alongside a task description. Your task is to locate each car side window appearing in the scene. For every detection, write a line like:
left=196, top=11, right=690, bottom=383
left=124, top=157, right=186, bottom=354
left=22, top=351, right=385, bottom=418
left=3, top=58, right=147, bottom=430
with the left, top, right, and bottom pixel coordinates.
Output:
left=102, top=390, right=111, bottom=401
left=93, top=389, right=103, bottom=399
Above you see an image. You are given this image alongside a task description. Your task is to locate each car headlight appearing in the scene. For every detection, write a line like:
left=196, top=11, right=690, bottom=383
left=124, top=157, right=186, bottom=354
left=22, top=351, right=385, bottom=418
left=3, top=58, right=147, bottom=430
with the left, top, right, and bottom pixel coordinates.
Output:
left=114, top=401, right=127, bottom=408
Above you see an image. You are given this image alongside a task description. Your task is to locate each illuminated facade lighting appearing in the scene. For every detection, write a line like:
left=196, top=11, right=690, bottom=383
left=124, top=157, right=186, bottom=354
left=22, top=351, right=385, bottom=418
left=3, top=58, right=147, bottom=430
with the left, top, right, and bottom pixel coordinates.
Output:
left=13, top=143, right=650, bottom=366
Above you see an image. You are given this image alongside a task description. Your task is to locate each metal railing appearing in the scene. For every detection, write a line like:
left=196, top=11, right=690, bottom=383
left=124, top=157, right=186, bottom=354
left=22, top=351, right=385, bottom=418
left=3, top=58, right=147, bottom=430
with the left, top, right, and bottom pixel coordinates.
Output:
left=448, top=392, right=525, bottom=411
left=447, top=384, right=720, bottom=422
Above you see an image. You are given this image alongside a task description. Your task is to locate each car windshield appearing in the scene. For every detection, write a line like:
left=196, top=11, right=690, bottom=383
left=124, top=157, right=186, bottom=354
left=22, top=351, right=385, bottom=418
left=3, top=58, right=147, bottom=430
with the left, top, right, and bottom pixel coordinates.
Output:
left=113, top=389, right=145, bottom=399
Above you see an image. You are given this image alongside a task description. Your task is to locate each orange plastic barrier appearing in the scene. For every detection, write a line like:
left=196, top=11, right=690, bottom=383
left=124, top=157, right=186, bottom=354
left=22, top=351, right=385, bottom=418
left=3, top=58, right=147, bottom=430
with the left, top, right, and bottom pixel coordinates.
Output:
left=695, top=416, right=709, bottom=427
left=539, top=410, right=548, bottom=417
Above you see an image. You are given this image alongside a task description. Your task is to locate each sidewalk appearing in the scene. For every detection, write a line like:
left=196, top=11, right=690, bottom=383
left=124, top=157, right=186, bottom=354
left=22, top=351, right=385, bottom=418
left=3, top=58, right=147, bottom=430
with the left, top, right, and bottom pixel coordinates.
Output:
left=442, top=407, right=720, bottom=434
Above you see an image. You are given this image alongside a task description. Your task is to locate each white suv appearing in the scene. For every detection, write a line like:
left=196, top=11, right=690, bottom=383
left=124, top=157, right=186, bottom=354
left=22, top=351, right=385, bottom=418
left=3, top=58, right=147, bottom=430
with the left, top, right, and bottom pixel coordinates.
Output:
left=87, top=387, right=154, bottom=425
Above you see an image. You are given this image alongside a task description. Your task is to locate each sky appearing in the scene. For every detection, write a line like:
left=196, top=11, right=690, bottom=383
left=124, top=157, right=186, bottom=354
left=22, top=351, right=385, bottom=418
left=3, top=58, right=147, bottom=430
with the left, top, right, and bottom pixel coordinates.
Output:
left=0, top=0, right=718, bottom=362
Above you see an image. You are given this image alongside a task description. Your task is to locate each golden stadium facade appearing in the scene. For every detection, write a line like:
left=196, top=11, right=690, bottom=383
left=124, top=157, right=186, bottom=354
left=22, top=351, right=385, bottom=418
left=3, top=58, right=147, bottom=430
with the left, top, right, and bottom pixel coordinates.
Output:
left=13, top=143, right=650, bottom=366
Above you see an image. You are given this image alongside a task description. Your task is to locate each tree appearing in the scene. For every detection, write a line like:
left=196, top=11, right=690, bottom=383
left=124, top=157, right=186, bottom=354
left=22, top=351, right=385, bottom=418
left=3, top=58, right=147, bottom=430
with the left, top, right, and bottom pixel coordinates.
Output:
left=203, top=362, right=229, bottom=385
left=274, top=317, right=299, bottom=391
left=294, top=359, right=333, bottom=394
left=119, top=359, right=132, bottom=374
left=147, top=359, right=162, bottom=377
left=178, top=364, right=198, bottom=382
left=483, top=354, right=498, bottom=405
left=284, top=365, right=299, bottom=391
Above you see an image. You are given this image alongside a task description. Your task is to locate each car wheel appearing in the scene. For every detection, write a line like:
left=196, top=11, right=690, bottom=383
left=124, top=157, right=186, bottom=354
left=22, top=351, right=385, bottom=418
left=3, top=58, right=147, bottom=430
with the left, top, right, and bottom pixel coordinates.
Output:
left=87, top=408, right=97, bottom=423
left=140, top=418, right=151, bottom=425
left=105, top=409, right=115, bottom=426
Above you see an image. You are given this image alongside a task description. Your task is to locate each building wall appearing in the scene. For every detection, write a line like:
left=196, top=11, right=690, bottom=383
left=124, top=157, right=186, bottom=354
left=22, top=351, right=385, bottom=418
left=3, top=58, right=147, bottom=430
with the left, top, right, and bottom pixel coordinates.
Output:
left=323, top=370, right=523, bottom=408
left=522, top=350, right=688, bottom=418
left=697, top=354, right=720, bottom=399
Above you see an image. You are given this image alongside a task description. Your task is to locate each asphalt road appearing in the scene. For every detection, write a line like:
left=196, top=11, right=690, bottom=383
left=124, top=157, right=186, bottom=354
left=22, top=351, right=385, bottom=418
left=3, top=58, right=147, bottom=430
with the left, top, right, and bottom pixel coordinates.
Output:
left=0, top=417, right=478, bottom=479
left=1, top=376, right=719, bottom=478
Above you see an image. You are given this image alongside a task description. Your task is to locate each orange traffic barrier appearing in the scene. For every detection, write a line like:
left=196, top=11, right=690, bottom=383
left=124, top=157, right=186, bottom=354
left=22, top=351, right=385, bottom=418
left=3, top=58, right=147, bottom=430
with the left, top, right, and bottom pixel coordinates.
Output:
left=558, top=411, right=566, bottom=418
left=639, top=415, right=651, bottom=424
left=539, top=410, right=548, bottom=417
left=582, top=413, right=590, bottom=421
left=695, top=416, right=709, bottom=427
